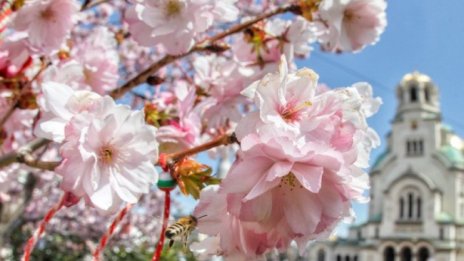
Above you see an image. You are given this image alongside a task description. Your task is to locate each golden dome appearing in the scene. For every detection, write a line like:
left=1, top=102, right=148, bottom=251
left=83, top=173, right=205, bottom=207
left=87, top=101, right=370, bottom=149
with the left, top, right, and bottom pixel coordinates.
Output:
left=401, top=71, right=432, bottom=84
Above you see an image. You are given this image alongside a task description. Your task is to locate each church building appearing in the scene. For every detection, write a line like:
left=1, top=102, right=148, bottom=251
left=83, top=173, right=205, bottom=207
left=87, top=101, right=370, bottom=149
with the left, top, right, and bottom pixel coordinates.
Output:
left=306, top=72, right=464, bottom=261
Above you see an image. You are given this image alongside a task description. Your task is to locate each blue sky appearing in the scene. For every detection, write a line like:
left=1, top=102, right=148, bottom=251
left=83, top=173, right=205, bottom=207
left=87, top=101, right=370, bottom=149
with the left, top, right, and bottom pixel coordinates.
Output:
left=298, top=0, right=464, bottom=236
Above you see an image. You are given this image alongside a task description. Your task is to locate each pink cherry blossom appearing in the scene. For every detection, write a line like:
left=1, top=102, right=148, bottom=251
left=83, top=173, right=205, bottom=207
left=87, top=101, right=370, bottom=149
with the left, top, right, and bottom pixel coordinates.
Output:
left=0, top=32, right=32, bottom=78
left=40, top=27, right=119, bottom=94
left=73, top=27, right=120, bottom=94
left=318, top=0, right=387, bottom=52
left=156, top=83, right=201, bottom=153
left=193, top=56, right=381, bottom=259
left=193, top=54, right=253, bottom=129
left=35, top=82, right=159, bottom=213
left=57, top=98, right=159, bottom=213
left=231, top=17, right=317, bottom=78
left=35, top=81, right=102, bottom=142
left=238, top=56, right=319, bottom=137
left=12, top=0, right=79, bottom=54
left=232, top=33, right=282, bottom=76
left=126, top=0, right=238, bottom=55
left=265, top=17, right=318, bottom=60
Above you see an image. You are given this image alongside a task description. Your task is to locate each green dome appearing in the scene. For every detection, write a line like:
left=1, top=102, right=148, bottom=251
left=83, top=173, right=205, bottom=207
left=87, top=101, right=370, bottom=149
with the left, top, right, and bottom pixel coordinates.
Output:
left=439, top=145, right=464, bottom=168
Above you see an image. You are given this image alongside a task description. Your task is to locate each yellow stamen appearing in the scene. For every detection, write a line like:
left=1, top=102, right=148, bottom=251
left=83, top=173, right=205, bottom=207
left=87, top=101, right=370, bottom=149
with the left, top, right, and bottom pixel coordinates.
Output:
left=165, top=0, right=182, bottom=17
left=278, top=173, right=303, bottom=191
left=281, top=101, right=312, bottom=122
left=99, top=146, right=114, bottom=165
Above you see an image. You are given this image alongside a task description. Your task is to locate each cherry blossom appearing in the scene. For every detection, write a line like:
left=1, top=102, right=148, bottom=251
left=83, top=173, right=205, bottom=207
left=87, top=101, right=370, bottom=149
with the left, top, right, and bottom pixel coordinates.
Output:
left=39, top=27, right=119, bottom=94
left=34, top=82, right=102, bottom=142
left=193, top=54, right=253, bottom=129
left=126, top=0, right=239, bottom=54
left=35, top=82, right=159, bottom=213
left=237, top=56, right=318, bottom=137
left=156, top=83, right=202, bottom=153
left=57, top=100, right=159, bottom=213
left=318, top=0, right=387, bottom=52
left=0, top=0, right=389, bottom=258
left=11, top=0, right=79, bottom=54
left=72, top=27, right=120, bottom=94
left=192, top=56, right=381, bottom=259
left=0, top=32, right=32, bottom=78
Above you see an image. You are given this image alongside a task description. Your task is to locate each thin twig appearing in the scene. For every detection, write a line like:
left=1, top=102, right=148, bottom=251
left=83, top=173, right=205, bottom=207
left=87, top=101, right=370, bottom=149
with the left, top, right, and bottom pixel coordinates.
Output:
left=0, top=138, right=51, bottom=168
left=0, top=133, right=237, bottom=172
left=109, top=5, right=295, bottom=100
left=165, top=133, right=237, bottom=164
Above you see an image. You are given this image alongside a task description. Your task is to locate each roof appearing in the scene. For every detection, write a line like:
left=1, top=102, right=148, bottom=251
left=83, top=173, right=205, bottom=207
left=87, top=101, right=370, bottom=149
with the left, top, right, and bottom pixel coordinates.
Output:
left=400, top=71, right=432, bottom=85
left=436, top=212, right=454, bottom=224
left=438, top=145, right=464, bottom=169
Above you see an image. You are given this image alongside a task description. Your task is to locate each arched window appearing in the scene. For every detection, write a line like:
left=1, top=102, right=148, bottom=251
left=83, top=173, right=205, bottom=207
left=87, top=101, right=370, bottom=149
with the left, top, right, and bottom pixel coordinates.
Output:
left=406, top=139, right=424, bottom=156
left=353, top=255, right=358, bottom=261
left=399, top=187, right=422, bottom=221
left=317, top=249, right=325, bottom=261
left=400, top=247, right=412, bottom=261
left=408, top=193, right=414, bottom=218
left=418, top=247, right=430, bottom=261
left=417, top=197, right=422, bottom=218
left=345, top=255, right=350, bottom=261
left=424, top=87, right=430, bottom=102
left=399, top=198, right=404, bottom=218
left=384, top=246, right=395, bottom=261
left=337, top=255, right=342, bottom=261
left=410, top=85, right=418, bottom=102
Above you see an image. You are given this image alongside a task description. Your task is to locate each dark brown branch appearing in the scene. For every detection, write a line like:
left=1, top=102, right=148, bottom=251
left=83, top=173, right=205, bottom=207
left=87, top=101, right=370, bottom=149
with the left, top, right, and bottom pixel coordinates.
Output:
left=109, top=5, right=296, bottom=100
left=165, top=133, right=238, bottom=164
left=17, top=153, right=60, bottom=171
left=0, top=138, right=51, bottom=169
left=0, top=133, right=237, bottom=172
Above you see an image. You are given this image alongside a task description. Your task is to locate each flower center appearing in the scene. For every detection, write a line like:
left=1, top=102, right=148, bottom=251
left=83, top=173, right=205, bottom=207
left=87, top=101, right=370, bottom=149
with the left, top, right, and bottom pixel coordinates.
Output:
left=280, top=101, right=312, bottom=123
left=165, top=0, right=182, bottom=17
left=278, top=173, right=303, bottom=191
left=40, top=7, right=55, bottom=21
left=344, top=9, right=360, bottom=22
left=83, top=67, right=93, bottom=84
left=99, top=146, right=115, bottom=165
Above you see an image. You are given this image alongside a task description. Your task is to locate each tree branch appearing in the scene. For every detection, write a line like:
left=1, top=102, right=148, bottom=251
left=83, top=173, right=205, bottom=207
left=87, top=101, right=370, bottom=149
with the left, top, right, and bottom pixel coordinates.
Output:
left=165, top=133, right=238, bottom=164
left=0, top=133, right=238, bottom=172
left=109, top=4, right=296, bottom=100
left=0, top=138, right=51, bottom=168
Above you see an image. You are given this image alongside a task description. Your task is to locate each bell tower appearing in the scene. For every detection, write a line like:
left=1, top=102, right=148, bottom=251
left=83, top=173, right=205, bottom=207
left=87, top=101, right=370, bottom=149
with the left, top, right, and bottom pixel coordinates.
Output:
left=394, top=71, right=440, bottom=122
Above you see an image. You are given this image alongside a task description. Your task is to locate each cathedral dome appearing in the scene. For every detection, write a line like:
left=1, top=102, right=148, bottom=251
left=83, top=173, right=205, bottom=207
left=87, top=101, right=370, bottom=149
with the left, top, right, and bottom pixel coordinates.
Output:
left=400, top=71, right=432, bottom=85
left=395, top=71, right=440, bottom=122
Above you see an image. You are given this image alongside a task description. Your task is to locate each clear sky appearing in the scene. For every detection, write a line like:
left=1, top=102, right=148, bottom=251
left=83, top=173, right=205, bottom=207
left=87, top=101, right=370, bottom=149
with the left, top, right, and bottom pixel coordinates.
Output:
left=297, top=0, right=464, bottom=236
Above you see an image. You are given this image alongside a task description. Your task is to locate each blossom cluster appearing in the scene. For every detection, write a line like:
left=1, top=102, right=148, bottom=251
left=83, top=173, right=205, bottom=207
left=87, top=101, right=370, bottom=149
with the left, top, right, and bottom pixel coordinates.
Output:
left=35, top=82, right=159, bottom=213
left=0, top=0, right=387, bottom=259
left=193, top=57, right=381, bottom=259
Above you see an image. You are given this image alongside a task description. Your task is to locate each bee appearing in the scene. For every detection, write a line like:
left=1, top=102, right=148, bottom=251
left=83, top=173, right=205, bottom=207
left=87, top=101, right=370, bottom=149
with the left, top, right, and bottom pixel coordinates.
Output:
left=165, top=214, right=207, bottom=249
